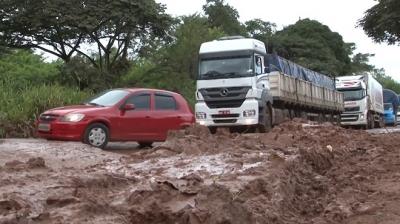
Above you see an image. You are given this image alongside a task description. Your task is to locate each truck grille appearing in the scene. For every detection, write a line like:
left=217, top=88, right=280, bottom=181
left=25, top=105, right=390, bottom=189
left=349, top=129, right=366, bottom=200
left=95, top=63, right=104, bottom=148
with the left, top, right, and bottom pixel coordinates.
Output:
left=211, top=114, right=240, bottom=119
left=213, top=119, right=237, bottom=124
left=340, top=114, right=359, bottom=122
left=199, top=86, right=251, bottom=109
left=344, top=106, right=360, bottom=112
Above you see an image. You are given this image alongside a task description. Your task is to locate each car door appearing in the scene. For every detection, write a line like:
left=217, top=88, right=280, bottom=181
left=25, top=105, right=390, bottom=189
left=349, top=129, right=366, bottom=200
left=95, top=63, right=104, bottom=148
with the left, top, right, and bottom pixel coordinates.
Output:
left=119, top=93, right=152, bottom=140
left=152, top=93, right=182, bottom=140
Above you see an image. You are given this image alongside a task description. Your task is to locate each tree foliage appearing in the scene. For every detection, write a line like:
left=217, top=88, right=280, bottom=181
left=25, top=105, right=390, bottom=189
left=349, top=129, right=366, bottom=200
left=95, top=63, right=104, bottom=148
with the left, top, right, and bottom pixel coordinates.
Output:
left=203, top=0, right=244, bottom=36
left=271, top=19, right=353, bottom=77
left=0, top=0, right=173, bottom=85
left=0, top=50, right=59, bottom=89
left=119, top=15, right=225, bottom=105
left=359, top=0, right=400, bottom=45
left=374, top=69, right=400, bottom=94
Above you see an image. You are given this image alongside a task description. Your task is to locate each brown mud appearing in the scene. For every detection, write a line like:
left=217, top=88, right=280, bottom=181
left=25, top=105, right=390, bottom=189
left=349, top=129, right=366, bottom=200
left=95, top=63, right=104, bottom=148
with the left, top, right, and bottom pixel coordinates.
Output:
left=1, top=121, right=400, bottom=223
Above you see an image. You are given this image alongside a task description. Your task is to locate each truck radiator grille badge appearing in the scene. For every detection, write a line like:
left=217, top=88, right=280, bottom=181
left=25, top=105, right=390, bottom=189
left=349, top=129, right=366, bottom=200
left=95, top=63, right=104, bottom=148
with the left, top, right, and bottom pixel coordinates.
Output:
left=220, top=88, right=229, bottom=97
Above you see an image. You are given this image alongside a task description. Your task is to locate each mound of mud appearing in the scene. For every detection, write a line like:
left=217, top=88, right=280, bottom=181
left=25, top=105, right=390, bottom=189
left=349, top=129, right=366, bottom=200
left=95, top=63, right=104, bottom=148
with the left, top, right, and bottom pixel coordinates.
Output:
left=3, top=120, right=400, bottom=223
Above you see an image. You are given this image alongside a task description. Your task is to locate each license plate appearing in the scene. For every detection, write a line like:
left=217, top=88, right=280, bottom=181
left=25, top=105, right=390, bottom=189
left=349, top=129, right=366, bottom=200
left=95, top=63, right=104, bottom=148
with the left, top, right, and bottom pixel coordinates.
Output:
left=218, top=110, right=231, bottom=115
left=38, top=123, right=51, bottom=132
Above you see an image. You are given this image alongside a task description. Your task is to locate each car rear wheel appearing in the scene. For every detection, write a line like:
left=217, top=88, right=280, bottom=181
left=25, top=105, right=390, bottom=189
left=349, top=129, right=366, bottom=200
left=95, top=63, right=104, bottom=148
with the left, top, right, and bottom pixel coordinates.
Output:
left=138, top=142, right=153, bottom=148
left=84, top=123, right=109, bottom=149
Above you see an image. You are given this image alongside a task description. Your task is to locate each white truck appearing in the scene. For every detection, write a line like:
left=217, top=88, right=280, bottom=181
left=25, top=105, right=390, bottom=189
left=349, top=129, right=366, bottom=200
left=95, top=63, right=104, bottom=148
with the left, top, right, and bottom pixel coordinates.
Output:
left=335, top=74, right=384, bottom=129
left=195, top=36, right=344, bottom=132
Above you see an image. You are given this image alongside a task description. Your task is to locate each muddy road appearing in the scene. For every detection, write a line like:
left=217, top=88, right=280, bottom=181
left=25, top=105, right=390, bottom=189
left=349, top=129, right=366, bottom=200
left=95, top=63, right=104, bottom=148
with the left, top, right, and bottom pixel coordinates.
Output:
left=1, top=121, right=400, bottom=224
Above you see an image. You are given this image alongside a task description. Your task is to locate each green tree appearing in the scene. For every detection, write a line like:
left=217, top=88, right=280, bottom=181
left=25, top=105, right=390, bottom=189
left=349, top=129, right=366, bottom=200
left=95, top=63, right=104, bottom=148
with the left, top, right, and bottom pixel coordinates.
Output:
left=119, top=15, right=225, bottom=105
left=374, top=69, right=400, bottom=94
left=271, top=19, right=353, bottom=76
left=0, top=50, right=59, bottom=89
left=349, top=53, right=375, bottom=74
left=245, top=19, right=276, bottom=39
left=203, top=0, right=244, bottom=36
left=0, top=0, right=173, bottom=86
left=359, top=0, right=400, bottom=45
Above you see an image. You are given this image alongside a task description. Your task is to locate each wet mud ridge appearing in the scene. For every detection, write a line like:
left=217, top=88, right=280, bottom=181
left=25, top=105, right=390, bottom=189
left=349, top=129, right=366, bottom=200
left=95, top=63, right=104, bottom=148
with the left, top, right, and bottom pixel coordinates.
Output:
left=1, top=121, right=400, bottom=223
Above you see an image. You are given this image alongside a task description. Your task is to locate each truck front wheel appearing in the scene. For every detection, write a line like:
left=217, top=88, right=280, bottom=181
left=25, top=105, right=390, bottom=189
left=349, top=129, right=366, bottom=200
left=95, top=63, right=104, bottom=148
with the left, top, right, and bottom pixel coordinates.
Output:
left=258, top=105, right=272, bottom=133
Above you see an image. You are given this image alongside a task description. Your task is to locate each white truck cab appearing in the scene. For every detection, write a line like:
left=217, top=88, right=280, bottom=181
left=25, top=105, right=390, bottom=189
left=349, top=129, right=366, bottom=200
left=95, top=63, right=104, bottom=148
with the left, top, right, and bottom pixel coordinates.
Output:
left=195, top=36, right=272, bottom=131
left=336, top=74, right=384, bottom=128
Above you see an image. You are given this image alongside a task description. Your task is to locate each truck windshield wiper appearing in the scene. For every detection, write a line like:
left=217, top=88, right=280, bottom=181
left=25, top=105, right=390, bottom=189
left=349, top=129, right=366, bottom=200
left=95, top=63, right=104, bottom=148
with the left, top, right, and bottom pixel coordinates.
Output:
left=202, top=70, right=222, bottom=78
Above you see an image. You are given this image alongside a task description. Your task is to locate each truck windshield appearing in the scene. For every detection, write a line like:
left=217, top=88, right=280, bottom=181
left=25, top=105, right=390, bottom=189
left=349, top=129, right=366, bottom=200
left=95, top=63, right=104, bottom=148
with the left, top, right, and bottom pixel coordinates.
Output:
left=198, top=55, right=253, bottom=80
left=339, top=89, right=365, bottom=101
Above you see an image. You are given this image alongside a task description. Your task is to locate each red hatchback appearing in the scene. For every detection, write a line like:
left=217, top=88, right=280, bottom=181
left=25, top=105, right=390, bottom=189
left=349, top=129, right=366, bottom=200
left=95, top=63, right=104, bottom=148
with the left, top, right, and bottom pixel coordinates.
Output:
left=36, top=88, right=194, bottom=148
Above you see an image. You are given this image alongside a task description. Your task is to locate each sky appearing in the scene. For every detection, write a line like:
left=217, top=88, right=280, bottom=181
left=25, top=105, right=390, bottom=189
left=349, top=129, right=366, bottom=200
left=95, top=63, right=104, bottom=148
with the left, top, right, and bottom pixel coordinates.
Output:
left=156, top=0, right=400, bottom=81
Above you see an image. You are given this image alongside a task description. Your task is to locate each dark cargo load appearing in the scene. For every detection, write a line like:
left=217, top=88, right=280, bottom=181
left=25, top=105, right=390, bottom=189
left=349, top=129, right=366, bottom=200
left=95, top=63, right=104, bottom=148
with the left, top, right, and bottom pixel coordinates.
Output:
left=265, top=54, right=335, bottom=90
left=383, top=89, right=399, bottom=113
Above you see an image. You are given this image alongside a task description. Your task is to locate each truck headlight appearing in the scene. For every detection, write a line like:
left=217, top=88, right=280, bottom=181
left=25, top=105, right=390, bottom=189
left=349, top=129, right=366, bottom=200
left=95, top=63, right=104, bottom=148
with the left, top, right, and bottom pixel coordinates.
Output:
left=196, top=112, right=207, bottom=120
left=243, top=110, right=256, bottom=117
left=60, top=113, right=85, bottom=122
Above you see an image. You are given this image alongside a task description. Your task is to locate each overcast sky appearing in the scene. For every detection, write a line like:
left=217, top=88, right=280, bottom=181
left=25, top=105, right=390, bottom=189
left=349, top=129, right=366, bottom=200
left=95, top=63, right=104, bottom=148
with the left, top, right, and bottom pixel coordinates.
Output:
left=156, top=0, right=400, bottom=81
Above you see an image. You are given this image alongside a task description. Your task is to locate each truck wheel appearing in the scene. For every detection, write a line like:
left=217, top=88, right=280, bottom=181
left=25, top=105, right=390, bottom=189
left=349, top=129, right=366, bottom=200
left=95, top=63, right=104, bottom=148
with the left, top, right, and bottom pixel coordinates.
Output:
left=367, top=112, right=374, bottom=129
left=258, top=105, right=272, bottom=133
left=84, top=123, right=109, bottom=149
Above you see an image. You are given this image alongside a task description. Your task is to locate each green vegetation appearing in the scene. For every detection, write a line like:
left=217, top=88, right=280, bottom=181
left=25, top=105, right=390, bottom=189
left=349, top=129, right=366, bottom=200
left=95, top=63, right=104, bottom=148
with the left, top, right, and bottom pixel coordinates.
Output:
left=359, top=0, right=400, bottom=45
left=0, top=0, right=399, bottom=137
left=0, top=83, right=90, bottom=137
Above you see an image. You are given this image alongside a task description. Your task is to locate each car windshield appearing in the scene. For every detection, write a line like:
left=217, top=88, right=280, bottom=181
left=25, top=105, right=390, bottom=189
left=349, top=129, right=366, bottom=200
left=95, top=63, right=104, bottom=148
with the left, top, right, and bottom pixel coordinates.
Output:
left=384, top=103, right=393, bottom=111
left=84, top=90, right=129, bottom=107
left=339, top=89, right=365, bottom=101
left=198, top=55, right=254, bottom=80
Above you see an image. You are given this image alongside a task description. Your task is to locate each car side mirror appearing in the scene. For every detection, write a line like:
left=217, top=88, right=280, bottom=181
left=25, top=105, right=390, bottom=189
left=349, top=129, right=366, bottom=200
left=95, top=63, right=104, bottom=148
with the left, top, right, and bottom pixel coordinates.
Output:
left=122, top=103, right=135, bottom=111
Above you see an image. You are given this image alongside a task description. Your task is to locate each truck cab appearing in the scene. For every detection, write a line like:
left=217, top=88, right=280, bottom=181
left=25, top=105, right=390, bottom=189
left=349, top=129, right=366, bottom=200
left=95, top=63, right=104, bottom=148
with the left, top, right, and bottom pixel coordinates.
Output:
left=336, top=75, right=383, bottom=129
left=195, top=36, right=272, bottom=132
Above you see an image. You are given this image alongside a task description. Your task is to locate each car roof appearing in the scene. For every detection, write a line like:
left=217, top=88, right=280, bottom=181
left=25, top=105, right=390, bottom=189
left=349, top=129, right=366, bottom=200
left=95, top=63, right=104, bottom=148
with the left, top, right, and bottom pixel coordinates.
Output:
left=120, top=88, right=180, bottom=96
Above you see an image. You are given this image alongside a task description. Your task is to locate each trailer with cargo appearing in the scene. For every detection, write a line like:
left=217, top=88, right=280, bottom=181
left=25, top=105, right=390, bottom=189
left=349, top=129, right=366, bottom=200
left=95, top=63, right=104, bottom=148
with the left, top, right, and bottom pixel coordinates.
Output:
left=195, top=36, right=344, bottom=132
left=335, top=74, right=384, bottom=129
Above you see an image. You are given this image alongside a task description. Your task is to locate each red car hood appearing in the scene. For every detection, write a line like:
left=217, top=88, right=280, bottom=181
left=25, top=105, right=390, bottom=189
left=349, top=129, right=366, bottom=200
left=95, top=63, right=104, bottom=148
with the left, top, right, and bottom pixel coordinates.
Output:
left=43, top=105, right=107, bottom=116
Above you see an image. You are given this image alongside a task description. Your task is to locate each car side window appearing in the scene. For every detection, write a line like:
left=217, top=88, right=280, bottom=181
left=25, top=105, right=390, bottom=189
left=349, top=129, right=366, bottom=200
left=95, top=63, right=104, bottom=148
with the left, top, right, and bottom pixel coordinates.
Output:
left=155, top=94, right=177, bottom=110
left=126, top=94, right=150, bottom=110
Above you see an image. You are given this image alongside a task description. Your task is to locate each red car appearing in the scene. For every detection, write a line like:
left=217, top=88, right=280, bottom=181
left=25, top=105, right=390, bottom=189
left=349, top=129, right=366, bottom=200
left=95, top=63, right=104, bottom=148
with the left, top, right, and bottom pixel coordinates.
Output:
left=36, top=88, right=194, bottom=148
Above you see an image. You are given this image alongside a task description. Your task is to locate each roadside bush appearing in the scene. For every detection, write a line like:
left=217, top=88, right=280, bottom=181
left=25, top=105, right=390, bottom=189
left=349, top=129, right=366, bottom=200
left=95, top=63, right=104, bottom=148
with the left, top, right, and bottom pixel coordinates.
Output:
left=0, top=83, right=91, bottom=138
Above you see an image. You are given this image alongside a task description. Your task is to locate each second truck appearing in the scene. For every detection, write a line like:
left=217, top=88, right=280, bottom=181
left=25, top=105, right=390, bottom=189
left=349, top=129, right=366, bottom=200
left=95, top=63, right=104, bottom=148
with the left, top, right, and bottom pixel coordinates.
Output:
left=195, top=36, right=344, bottom=132
left=335, top=74, right=384, bottom=129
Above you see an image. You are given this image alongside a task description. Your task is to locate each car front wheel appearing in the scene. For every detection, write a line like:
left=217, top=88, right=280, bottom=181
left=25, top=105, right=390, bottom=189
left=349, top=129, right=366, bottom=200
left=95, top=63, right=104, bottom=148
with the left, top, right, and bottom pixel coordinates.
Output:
left=84, top=123, right=109, bottom=149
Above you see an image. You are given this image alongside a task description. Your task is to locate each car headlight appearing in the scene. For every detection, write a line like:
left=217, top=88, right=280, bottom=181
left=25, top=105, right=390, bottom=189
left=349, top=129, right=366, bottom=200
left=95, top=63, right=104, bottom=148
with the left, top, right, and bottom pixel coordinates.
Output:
left=60, top=113, right=85, bottom=122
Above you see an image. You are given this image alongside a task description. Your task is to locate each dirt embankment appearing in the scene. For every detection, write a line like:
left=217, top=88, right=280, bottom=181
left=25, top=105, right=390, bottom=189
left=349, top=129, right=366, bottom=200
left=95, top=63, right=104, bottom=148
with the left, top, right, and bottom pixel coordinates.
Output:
left=1, top=121, right=400, bottom=223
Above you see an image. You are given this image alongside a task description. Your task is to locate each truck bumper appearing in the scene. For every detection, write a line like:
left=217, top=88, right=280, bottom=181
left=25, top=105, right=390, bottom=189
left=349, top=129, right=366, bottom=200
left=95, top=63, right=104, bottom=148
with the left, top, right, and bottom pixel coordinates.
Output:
left=340, top=112, right=367, bottom=126
left=195, top=99, right=259, bottom=127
